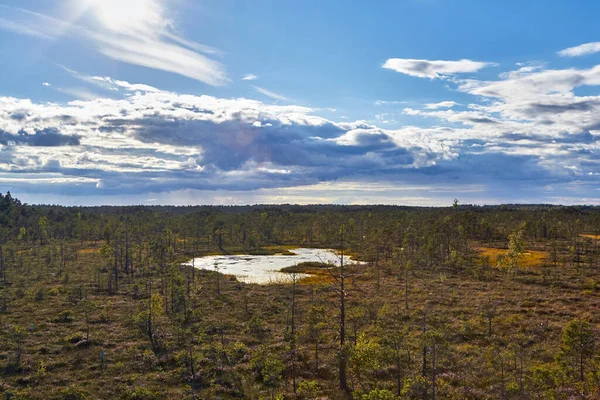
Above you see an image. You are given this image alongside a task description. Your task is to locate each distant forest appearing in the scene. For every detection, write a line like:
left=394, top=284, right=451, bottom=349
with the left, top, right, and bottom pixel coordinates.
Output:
left=2, top=191, right=600, bottom=251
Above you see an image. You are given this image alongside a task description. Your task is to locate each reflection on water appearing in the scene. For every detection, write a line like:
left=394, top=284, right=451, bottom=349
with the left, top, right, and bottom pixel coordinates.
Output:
left=185, top=248, right=350, bottom=284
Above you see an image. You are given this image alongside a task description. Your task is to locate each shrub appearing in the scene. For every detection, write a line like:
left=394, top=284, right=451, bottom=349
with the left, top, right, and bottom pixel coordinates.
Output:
left=55, top=310, right=74, bottom=323
left=140, top=349, right=158, bottom=369
left=34, top=287, right=46, bottom=301
left=360, top=389, right=399, bottom=400
left=248, top=313, right=265, bottom=336
left=98, top=309, right=109, bottom=323
left=226, top=341, right=248, bottom=364
left=249, top=347, right=284, bottom=390
left=401, top=376, right=428, bottom=398
left=56, top=386, right=88, bottom=400
left=125, top=387, right=160, bottom=400
left=297, top=380, right=321, bottom=399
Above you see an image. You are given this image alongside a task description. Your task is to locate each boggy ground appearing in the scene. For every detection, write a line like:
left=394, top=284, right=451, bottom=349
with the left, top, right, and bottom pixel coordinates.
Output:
left=1, top=240, right=600, bottom=399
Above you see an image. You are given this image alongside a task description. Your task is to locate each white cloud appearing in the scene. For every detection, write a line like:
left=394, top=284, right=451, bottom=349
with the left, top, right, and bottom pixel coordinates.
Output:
left=383, top=58, right=494, bottom=79
left=242, top=74, right=258, bottom=81
left=42, top=82, right=51, bottom=87
left=424, top=101, right=456, bottom=109
left=0, top=4, right=227, bottom=86
left=3, top=63, right=600, bottom=202
left=558, top=42, right=600, bottom=57
left=253, top=86, right=290, bottom=102
left=0, top=16, right=53, bottom=39
left=0, top=76, right=460, bottom=196
left=374, top=113, right=397, bottom=124
left=499, top=63, right=544, bottom=79
left=55, top=87, right=101, bottom=100
left=374, top=100, right=407, bottom=106
left=95, top=34, right=226, bottom=86
left=0, top=6, right=76, bottom=40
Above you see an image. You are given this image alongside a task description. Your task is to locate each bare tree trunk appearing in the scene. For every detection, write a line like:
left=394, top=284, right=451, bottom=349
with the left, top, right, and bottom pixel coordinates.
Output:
left=405, top=264, right=409, bottom=311
left=148, top=280, right=155, bottom=352
left=187, top=264, right=191, bottom=296
left=0, top=245, right=4, bottom=282
left=432, top=345, right=437, bottom=400
left=396, top=354, right=402, bottom=396
left=339, top=226, right=350, bottom=397
left=519, top=347, right=524, bottom=398
left=124, top=228, right=130, bottom=276
left=113, top=241, right=119, bottom=292
left=86, top=314, right=90, bottom=340
left=188, top=344, right=195, bottom=379
left=291, top=274, right=297, bottom=395
left=315, top=342, right=319, bottom=373
left=581, top=350, right=585, bottom=382
left=60, top=240, right=65, bottom=276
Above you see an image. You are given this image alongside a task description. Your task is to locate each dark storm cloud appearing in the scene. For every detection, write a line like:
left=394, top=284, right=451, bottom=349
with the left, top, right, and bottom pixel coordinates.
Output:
left=0, top=128, right=80, bottom=146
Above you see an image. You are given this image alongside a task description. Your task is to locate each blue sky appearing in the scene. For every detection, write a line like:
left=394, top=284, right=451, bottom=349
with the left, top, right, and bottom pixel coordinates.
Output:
left=1, top=0, right=600, bottom=205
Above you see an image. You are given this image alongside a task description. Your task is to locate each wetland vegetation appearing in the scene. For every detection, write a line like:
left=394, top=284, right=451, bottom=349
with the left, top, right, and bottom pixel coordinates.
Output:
left=1, top=192, right=600, bottom=398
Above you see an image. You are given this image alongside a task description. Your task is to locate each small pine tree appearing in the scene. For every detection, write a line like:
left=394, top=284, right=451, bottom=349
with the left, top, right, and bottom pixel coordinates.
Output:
left=559, top=318, right=595, bottom=382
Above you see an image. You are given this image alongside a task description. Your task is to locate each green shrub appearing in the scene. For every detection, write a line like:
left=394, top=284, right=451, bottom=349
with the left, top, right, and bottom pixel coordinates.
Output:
left=248, top=313, right=265, bottom=336
left=297, top=380, right=321, bottom=399
left=55, top=310, right=74, bottom=323
left=360, top=389, right=399, bottom=400
left=226, top=341, right=248, bottom=364
left=34, top=287, right=46, bottom=301
left=56, top=386, right=88, bottom=400
left=125, top=387, right=160, bottom=400
left=401, top=376, right=428, bottom=398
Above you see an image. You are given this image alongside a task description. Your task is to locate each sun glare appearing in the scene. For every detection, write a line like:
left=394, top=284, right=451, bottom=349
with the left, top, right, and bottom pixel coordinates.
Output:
left=88, top=0, right=163, bottom=32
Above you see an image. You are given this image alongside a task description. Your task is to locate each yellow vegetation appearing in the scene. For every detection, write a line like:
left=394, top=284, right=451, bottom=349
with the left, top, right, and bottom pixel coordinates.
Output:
left=296, top=269, right=335, bottom=285
left=580, top=234, right=600, bottom=240
left=78, top=248, right=100, bottom=254
left=298, top=271, right=334, bottom=285
left=476, top=247, right=549, bottom=269
left=263, top=245, right=300, bottom=251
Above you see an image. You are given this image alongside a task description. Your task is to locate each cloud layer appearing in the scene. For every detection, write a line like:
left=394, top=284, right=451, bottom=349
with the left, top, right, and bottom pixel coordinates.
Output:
left=1, top=59, right=599, bottom=204
left=382, top=58, right=494, bottom=79
left=0, top=77, right=460, bottom=196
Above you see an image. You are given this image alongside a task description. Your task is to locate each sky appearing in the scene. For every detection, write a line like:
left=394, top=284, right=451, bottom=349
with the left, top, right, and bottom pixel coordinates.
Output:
left=1, top=0, right=600, bottom=206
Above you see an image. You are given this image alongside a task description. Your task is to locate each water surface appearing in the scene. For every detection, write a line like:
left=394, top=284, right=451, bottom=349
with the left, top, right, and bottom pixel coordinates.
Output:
left=186, top=248, right=351, bottom=284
